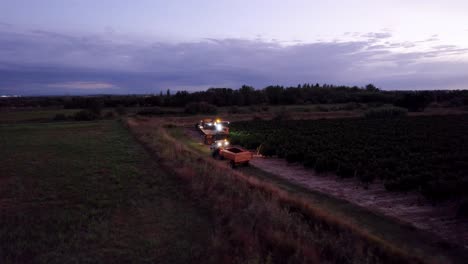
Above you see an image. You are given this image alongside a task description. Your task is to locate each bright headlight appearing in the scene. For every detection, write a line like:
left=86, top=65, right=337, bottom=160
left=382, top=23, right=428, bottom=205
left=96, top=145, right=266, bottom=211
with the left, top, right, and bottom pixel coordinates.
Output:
left=217, top=142, right=222, bottom=147
left=224, top=141, right=229, bottom=146
left=215, top=124, right=222, bottom=131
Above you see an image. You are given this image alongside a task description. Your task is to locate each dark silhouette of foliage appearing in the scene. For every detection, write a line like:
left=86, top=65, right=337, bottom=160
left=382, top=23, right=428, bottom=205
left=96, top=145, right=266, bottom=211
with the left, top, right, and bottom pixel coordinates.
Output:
left=230, top=115, right=468, bottom=202
left=184, top=102, right=217, bottom=114
left=1, top=84, right=468, bottom=111
left=395, top=92, right=431, bottom=112
left=73, top=110, right=99, bottom=121
left=115, top=105, right=127, bottom=116
left=53, top=113, right=68, bottom=121
left=364, top=106, right=408, bottom=118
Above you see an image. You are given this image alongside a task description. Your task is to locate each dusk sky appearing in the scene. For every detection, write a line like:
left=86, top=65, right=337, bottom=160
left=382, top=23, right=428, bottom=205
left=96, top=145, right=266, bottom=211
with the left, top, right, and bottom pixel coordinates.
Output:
left=1, top=0, right=467, bottom=95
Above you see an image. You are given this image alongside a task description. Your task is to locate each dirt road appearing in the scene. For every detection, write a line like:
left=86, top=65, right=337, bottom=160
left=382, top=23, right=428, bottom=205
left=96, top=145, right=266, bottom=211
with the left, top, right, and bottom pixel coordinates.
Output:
left=250, top=157, right=468, bottom=248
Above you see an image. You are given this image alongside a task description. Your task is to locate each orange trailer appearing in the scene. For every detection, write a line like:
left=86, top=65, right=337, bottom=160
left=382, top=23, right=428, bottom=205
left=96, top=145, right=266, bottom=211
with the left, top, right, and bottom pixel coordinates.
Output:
left=220, top=147, right=253, bottom=168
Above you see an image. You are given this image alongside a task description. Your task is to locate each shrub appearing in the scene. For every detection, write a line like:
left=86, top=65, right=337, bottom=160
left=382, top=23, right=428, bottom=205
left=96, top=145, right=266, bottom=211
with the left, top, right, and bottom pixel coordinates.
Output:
left=228, top=106, right=240, bottom=114
left=73, top=110, right=99, bottom=121
left=337, top=163, right=354, bottom=178
left=249, top=105, right=261, bottom=112
left=115, top=105, right=126, bottom=116
left=259, top=143, right=276, bottom=156
left=343, top=102, right=361, bottom=111
left=184, top=102, right=217, bottom=114
left=88, top=100, right=103, bottom=116
left=252, top=115, right=263, bottom=121
left=395, top=92, right=431, bottom=112
left=137, top=107, right=163, bottom=116
left=290, top=107, right=311, bottom=112
left=303, top=153, right=317, bottom=168
left=104, top=111, right=115, bottom=119
left=285, top=151, right=303, bottom=163
left=53, top=113, right=68, bottom=121
left=315, top=105, right=330, bottom=112
left=364, top=106, right=407, bottom=119
left=458, top=199, right=468, bottom=217
left=273, top=109, right=291, bottom=121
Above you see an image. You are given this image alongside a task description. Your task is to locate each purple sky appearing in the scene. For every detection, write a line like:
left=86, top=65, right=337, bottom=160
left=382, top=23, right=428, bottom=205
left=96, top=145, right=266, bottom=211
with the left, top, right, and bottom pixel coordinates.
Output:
left=1, top=0, right=468, bottom=95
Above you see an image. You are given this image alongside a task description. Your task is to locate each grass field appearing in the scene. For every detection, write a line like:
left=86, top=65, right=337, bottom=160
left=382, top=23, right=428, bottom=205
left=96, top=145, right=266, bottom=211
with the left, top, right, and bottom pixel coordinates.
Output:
left=0, top=121, right=212, bottom=263
left=0, top=109, right=81, bottom=123
left=2, top=110, right=467, bottom=263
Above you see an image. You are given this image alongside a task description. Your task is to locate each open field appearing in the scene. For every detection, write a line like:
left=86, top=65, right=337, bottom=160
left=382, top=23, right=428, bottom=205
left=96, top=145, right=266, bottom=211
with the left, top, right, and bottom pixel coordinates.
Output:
left=0, top=109, right=80, bottom=123
left=0, top=121, right=212, bottom=263
left=2, top=107, right=468, bottom=263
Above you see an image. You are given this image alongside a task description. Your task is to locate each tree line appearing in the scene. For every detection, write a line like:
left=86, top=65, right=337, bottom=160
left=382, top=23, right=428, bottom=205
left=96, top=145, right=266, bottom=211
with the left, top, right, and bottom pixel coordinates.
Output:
left=1, top=84, right=468, bottom=111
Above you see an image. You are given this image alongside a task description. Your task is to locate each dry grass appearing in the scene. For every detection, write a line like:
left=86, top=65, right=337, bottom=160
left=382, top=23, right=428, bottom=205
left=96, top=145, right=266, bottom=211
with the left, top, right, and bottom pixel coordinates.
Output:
left=0, top=121, right=212, bottom=263
left=127, top=117, right=431, bottom=264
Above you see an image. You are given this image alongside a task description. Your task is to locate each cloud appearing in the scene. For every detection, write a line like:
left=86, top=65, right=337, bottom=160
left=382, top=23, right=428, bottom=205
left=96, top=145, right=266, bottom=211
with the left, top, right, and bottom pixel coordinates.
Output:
left=362, top=32, right=392, bottom=40
left=425, top=34, right=439, bottom=42
left=0, top=27, right=467, bottom=95
left=47, top=81, right=115, bottom=89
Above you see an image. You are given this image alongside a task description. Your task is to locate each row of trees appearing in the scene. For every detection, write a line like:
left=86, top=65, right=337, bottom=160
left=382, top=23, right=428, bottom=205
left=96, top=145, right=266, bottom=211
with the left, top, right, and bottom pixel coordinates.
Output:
left=1, top=84, right=468, bottom=111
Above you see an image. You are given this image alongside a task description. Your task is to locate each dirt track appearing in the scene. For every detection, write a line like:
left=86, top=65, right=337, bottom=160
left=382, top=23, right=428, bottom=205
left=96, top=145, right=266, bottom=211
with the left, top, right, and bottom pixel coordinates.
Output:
left=250, top=157, right=468, bottom=248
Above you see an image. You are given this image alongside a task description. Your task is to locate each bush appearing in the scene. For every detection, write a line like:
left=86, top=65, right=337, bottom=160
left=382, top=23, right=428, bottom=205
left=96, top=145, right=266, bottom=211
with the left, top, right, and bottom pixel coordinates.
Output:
left=104, top=111, right=115, bottom=119
left=290, top=107, right=311, bottom=112
left=258, top=143, right=276, bottom=156
left=364, top=106, right=407, bottom=119
left=395, top=92, right=431, bottom=112
left=228, top=106, right=240, bottom=114
left=137, top=107, right=163, bottom=116
left=184, top=102, right=217, bottom=114
left=88, top=100, right=103, bottom=116
left=252, top=115, right=263, bottom=121
left=115, top=105, right=126, bottom=116
left=458, top=199, right=468, bottom=217
left=53, top=113, right=68, bottom=121
left=249, top=105, right=261, bottom=112
left=273, top=109, right=291, bottom=121
left=285, top=151, right=303, bottom=163
left=343, top=102, right=361, bottom=111
left=73, top=110, right=99, bottom=121
left=315, top=105, right=330, bottom=112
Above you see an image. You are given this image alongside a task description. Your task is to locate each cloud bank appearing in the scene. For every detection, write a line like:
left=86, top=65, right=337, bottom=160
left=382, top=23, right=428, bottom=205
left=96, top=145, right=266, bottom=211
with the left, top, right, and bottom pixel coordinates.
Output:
left=0, top=26, right=467, bottom=95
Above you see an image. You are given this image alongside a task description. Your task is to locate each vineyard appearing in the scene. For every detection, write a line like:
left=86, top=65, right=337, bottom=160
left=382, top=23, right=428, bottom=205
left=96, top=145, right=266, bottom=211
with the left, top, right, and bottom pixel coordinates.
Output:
left=230, top=115, right=468, bottom=201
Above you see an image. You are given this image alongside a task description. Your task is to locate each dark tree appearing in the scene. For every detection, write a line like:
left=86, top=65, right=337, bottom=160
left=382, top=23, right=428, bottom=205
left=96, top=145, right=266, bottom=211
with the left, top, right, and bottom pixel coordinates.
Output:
left=395, top=92, right=431, bottom=112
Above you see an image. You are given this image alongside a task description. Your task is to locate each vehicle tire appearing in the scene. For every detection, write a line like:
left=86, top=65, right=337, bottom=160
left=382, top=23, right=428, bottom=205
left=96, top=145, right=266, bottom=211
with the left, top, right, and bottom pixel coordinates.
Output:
left=243, top=161, right=250, bottom=167
left=230, top=160, right=236, bottom=168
